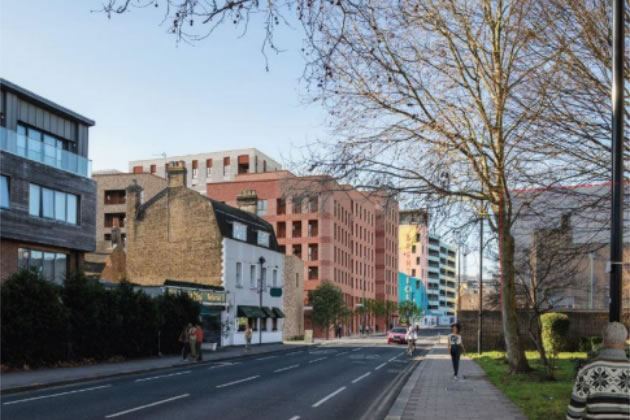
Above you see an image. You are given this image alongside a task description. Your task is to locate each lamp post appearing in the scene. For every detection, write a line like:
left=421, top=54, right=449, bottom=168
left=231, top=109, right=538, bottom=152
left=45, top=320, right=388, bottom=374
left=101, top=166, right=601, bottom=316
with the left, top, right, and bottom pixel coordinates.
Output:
left=258, top=256, right=266, bottom=346
left=609, top=0, right=624, bottom=322
left=478, top=214, right=484, bottom=355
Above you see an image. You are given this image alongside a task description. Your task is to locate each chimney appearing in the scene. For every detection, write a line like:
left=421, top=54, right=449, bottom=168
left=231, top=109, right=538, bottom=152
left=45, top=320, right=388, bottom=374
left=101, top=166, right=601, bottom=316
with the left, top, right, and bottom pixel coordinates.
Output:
left=167, top=160, right=187, bottom=188
left=126, top=180, right=144, bottom=243
left=236, top=189, right=258, bottom=214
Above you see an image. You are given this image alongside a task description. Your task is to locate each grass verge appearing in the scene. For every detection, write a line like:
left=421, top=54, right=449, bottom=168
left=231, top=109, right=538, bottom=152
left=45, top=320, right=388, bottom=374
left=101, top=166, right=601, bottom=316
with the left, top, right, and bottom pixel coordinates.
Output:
left=469, top=351, right=586, bottom=420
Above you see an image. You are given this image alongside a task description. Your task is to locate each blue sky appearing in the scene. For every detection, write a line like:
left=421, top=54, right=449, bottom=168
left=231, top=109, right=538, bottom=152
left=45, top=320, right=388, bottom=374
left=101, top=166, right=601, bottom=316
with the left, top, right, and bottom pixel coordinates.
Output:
left=0, top=0, right=326, bottom=171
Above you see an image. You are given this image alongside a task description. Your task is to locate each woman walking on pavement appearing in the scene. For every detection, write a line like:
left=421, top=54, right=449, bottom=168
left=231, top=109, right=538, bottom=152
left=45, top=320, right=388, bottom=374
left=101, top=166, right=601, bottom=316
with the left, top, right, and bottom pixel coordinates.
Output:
left=448, top=323, right=466, bottom=380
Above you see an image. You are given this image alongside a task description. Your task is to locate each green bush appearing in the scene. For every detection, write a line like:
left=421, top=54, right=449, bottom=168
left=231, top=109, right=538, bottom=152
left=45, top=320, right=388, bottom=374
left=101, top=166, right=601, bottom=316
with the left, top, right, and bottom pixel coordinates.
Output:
left=1, top=269, right=69, bottom=367
left=541, top=313, right=570, bottom=360
left=155, top=292, right=200, bottom=354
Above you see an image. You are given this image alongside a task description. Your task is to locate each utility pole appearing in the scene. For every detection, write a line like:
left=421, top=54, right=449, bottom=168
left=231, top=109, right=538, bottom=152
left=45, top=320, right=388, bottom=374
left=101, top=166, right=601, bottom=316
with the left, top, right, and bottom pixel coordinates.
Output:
left=609, top=0, right=624, bottom=323
left=258, top=256, right=265, bottom=345
left=478, top=217, right=483, bottom=354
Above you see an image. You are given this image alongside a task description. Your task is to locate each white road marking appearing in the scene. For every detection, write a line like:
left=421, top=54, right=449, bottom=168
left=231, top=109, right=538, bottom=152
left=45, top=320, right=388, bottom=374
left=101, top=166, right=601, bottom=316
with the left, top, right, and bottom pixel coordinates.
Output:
left=352, top=372, right=371, bottom=383
left=288, top=416, right=300, bottom=420
left=308, top=357, right=327, bottom=364
left=3, top=385, right=112, bottom=405
left=388, top=355, right=400, bottom=362
left=374, top=362, right=387, bottom=370
left=352, top=348, right=362, bottom=352
left=312, top=386, right=346, bottom=408
left=256, top=355, right=278, bottom=361
left=274, top=364, right=300, bottom=373
left=105, top=394, right=189, bottom=418
left=336, top=351, right=349, bottom=356
left=216, top=375, right=260, bottom=388
left=286, top=351, right=302, bottom=356
left=135, top=371, right=191, bottom=382
left=208, top=362, right=239, bottom=370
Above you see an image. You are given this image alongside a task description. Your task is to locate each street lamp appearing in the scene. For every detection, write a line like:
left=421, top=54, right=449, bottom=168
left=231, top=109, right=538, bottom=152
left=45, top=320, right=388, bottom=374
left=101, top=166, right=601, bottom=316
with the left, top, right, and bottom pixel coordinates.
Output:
left=258, top=256, right=266, bottom=346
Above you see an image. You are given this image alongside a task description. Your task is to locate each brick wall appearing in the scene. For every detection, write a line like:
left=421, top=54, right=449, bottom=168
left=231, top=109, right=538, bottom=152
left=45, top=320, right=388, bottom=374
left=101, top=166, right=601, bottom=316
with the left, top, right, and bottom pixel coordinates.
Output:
left=458, top=310, right=630, bottom=352
left=283, top=255, right=304, bottom=339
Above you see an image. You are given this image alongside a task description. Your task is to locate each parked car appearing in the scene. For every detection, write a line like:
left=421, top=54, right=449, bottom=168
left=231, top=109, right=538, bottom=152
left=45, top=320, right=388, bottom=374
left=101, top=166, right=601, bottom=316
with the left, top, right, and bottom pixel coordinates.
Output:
left=387, top=327, right=408, bottom=344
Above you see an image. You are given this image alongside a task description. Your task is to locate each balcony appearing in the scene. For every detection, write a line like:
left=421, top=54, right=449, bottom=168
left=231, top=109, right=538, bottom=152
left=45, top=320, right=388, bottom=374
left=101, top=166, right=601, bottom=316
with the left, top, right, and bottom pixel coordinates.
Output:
left=1, top=126, right=92, bottom=178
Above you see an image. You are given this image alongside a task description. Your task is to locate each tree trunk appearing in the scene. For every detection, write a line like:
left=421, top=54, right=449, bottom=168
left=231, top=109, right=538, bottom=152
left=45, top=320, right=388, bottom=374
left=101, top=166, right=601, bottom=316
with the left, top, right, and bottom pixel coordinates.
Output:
left=500, top=227, right=531, bottom=373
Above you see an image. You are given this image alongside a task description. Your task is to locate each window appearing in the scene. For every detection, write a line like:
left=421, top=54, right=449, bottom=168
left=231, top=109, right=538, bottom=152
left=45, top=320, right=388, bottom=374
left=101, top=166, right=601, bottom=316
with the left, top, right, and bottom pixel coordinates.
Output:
left=236, top=262, right=242, bottom=287
left=308, top=220, right=318, bottom=237
left=257, top=231, right=270, bottom=247
left=223, top=157, right=230, bottom=176
left=411, top=269, right=416, bottom=277
left=104, top=190, right=126, bottom=205
left=206, top=159, right=213, bottom=177
left=308, top=244, right=318, bottom=261
left=104, top=213, right=125, bottom=228
left=0, top=175, right=9, bottom=208
left=308, top=267, right=318, bottom=280
left=192, top=160, right=199, bottom=178
left=260, top=267, right=267, bottom=289
left=29, top=184, right=79, bottom=225
left=260, top=317, right=267, bottom=331
left=256, top=200, right=268, bottom=216
left=277, top=222, right=286, bottom=238
left=292, top=197, right=302, bottom=214
left=17, top=124, right=67, bottom=164
left=150, top=164, right=157, bottom=174
left=292, top=244, right=302, bottom=259
left=276, top=198, right=286, bottom=215
left=272, top=269, right=278, bottom=287
left=416, top=257, right=421, bottom=265
left=233, top=222, right=247, bottom=241
left=308, top=196, right=318, bottom=212
left=292, top=221, right=302, bottom=238
left=272, top=318, right=278, bottom=331
left=18, top=247, right=67, bottom=284
left=411, top=245, right=416, bottom=253
left=250, top=265, right=256, bottom=288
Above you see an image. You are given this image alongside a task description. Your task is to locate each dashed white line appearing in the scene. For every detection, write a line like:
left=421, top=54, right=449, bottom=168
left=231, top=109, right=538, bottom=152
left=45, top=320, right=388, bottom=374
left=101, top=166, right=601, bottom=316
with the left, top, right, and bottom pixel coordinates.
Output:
left=374, top=362, right=387, bottom=370
left=288, top=416, right=300, bottom=420
left=336, top=351, right=349, bottom=356
left=352, top=348, right=362, bottom=352
left=256, top=355, right=278, bottom=361
left=286, top=351, right=302, bottom=356
left=216, top=375, right=260, bottom=388
left=274, top=364, right=300, bottom=373
left=105, top=394, right=189, bottom=418
left=308, top=357, right=327, bottom=364
left=135, top=371, right=191, bottom=382
left=312, top=386, right=346, bottom=407
left=352, top=372, right=371, bottom=383
left=388, top=355, right=400, bottom=362
left=208, top=362, right=239, bottom=370
left=3, top=385, right=112, bottom=405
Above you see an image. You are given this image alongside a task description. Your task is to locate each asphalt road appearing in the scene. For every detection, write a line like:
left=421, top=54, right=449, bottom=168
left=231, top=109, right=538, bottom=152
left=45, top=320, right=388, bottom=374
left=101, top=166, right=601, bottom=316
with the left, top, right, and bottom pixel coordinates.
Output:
left=1, top=340, right=429, bottom=420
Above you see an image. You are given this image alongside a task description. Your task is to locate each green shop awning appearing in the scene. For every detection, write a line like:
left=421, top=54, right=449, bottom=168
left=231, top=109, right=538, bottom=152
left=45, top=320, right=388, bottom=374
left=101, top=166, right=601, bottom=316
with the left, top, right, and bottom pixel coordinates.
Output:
left=237, top=305, right=265, bottom=318
left=272, top=307, right=285, bottom=318
left=261, top=307, right=275, bottom=318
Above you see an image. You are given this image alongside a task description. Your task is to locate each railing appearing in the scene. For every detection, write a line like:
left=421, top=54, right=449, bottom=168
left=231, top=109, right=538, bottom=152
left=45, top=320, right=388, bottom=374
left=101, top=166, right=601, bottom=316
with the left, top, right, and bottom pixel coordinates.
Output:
left=0, top=126, right=92, bottom=178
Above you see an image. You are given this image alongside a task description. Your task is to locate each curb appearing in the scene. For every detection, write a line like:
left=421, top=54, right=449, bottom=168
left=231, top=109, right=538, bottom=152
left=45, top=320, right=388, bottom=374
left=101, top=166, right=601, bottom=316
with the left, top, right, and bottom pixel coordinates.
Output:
left=0, top=344, right=317, bottom=395
left=384, top=346, right=435, bottom=420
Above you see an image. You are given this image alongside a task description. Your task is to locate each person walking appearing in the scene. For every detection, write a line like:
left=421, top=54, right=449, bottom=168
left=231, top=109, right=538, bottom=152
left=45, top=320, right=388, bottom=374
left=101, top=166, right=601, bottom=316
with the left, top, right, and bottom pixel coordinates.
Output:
left=179, top=323, right=191, bottom=360
left=448, top=323, right=465, bottom=380
left=194, top=323, right=203, bottom=361
left=188, top=323, right=197, bottom=360
left=566, top=322, right=629, bottom=420
left=406, top=325, right=417, bottom=357
left=244, top=324, right=253, bottom=352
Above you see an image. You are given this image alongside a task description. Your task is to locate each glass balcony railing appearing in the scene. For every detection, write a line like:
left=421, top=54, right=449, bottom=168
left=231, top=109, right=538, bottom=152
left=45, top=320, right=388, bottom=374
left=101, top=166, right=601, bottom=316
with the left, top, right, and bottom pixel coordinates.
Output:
left=0, top=126, right=92, bottom=178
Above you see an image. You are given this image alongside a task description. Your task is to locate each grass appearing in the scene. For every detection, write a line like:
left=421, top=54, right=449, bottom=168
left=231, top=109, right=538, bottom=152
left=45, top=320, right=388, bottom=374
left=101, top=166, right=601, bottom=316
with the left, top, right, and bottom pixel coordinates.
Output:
left=469, top=351, right=587, bottom=420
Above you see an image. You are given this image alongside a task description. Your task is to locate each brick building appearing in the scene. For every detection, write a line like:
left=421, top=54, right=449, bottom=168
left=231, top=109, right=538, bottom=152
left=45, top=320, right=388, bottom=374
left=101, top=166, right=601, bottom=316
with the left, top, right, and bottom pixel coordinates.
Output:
left=283, top=255, right=305, bottom=340
left=207, top=170, right=397, bottom=336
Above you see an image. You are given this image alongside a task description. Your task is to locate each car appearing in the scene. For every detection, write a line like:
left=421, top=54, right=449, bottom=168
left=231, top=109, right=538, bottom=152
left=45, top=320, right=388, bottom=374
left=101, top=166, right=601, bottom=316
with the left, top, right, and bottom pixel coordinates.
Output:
left=387, top=327, right=408, bottom=344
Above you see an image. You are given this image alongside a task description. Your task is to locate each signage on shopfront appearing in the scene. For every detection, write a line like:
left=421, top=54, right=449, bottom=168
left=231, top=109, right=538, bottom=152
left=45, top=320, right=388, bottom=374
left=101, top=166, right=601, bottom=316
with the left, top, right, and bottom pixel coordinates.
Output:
left=165, top=286, right=226, bottom=305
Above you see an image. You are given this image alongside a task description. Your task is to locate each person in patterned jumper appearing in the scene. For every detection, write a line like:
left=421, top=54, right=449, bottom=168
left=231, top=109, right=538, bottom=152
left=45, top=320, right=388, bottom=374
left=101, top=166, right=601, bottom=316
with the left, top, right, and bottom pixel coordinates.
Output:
left=566, top=322, right=630, bottom=420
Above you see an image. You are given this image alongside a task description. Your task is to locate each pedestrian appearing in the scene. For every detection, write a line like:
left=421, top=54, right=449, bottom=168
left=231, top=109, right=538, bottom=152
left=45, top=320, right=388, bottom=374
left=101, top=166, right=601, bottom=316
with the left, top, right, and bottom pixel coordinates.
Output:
left=188, top=323, right=197, bottom=360
left=244, top=324, right=253, bottom=352
left=195, top=323, right=203, bottom=361
left=179, top=323, right=191, bottom=360
left=566, top=322, right=629, bottom=420
left=448, top=323, right=465, bottom=380
left=406, top=325, right=417, bottom=357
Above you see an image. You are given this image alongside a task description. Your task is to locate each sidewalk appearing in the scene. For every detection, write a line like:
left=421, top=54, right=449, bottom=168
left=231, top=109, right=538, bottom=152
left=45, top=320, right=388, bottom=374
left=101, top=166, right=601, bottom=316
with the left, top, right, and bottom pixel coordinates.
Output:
left=0, top=342, right=310, bottom=394
left=386, top=344, right=527, bottom=420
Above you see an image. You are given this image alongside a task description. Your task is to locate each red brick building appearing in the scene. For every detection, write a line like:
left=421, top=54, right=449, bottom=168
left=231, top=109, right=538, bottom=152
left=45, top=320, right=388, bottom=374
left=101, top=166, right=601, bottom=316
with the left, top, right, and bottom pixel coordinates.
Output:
left=207, top=171, right=398, bottom=336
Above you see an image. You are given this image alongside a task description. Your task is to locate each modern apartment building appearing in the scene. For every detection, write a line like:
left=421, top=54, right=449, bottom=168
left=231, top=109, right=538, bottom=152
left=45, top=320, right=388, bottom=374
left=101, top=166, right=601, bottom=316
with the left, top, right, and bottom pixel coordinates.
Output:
left=0, top=79, right=96, bottom=283
left=128, top=149, right=282, bottom=194
left=206, top=170, right=395, bottom=335
left=398, top=210, right=457, bottom=322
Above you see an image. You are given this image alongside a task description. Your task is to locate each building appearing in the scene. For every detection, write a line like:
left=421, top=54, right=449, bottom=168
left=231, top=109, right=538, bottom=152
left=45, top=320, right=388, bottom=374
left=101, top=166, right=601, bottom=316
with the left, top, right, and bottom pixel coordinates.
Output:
left=398, top=209, right=457, bottom=324
left=122, top=162, right=286, bottom=347
left=373, top=195, right=399, bottom=331
left=283, top=255, right=305, bottom=340
left=0, top=79, right=96, bottom=282
left=84, top=171, right=168, bottom=277
left=128, top=149, right=282, bottom=194
left=458, top=276, right=501, bottom=311
left=397, top=272, right=428, bottom=318
left=206, top=170, right=394, bottom=336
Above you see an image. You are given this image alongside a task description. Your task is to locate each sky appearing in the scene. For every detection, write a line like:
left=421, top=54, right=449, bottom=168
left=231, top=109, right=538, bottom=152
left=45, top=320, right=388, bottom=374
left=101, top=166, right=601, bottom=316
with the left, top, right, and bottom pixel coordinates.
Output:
left=0, top=0, right=327, bottom=172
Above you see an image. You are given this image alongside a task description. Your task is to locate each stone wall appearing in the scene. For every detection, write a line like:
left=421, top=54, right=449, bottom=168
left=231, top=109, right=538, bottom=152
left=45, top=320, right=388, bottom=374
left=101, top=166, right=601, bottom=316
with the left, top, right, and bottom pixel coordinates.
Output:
left=283, top=255, right=304, bottom=339
left=458, top=309, right=630, bottom=352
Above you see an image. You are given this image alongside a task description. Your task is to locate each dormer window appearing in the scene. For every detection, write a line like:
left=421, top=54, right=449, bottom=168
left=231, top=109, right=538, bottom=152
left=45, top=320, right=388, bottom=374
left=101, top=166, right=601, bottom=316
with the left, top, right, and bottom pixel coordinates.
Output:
left=233, top=222, right=247, bottom=241
left=257, top=231, right=270, bottom=247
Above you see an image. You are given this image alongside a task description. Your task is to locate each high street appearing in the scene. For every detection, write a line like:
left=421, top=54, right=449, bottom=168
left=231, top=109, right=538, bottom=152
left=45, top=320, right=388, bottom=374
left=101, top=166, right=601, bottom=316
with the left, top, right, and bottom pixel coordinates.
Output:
left=1, top=337, right=438, bottom=420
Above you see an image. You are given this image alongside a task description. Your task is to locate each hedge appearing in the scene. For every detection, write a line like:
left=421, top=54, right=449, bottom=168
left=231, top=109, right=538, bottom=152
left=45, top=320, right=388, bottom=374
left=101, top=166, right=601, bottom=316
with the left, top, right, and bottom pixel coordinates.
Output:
left=1, top=269, right=200, bottom=368
left=541, top=312, right=570, bottom=360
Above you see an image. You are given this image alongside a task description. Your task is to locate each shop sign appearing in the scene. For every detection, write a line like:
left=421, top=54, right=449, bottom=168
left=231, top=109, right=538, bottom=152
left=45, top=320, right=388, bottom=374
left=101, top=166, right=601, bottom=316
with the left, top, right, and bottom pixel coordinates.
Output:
left=165, top=286, right=226, bottom=304
left=269, top=287, right=282, bottom=297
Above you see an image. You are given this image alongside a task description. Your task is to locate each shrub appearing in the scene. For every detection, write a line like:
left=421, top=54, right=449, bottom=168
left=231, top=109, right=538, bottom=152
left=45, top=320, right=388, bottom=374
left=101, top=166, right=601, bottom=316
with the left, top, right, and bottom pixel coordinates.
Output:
left=541, top=313, right=570, bottom=360
left=113, top=281, right=158, bottom=357
left=1, top=269, right=69, bottom=367
left=155, top=292, right=200, bottom=354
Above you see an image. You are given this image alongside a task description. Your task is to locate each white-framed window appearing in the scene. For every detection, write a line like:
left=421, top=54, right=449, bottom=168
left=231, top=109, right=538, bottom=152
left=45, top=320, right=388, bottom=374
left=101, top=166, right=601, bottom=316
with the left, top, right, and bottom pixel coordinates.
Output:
left=236, top=262, right=242, bottom=287
left=272, top=269, right=278, bottom=287
left=192, top=168, right=198, bottom=179
left=233, top=222, right=247, bottom=241
left=206, top=166, right=212, bottom=177
left=257, top=231, right=270, bottom=247
left=256, top=199, right=268, bottom=216
left=260, top=267, right=267, bottom=289
left=250, top=265, right=256, bottom=288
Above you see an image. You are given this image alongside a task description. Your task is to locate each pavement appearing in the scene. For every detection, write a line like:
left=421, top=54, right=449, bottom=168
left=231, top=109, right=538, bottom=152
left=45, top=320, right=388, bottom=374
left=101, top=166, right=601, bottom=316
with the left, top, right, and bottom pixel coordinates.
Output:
left=386, top=342, right=527, bottom=420
left=0, top=341, right=421, bottom=420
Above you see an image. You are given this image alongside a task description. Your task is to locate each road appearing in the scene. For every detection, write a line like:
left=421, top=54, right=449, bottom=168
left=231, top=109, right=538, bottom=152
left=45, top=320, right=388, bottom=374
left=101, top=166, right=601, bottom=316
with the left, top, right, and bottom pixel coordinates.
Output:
left=1, top=335, right=440, bottom=420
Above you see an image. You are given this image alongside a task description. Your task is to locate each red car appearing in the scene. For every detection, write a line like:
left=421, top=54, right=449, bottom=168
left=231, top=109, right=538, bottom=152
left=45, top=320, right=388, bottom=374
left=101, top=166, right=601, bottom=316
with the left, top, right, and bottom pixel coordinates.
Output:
left=387, top=327, right=408, bottom=344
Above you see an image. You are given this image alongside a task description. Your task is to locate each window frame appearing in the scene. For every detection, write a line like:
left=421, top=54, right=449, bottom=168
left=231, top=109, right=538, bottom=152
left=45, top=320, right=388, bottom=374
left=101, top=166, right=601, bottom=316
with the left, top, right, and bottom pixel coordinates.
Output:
left=0, top=175, right=9, bottom=209
left=29, top=183, right=79, bottom=225
left=232, top=222, right=247, bottom=241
